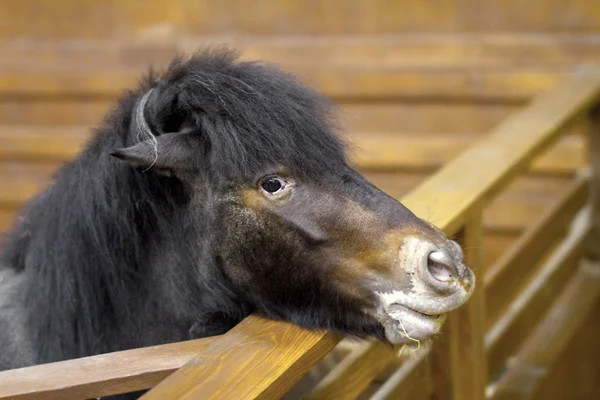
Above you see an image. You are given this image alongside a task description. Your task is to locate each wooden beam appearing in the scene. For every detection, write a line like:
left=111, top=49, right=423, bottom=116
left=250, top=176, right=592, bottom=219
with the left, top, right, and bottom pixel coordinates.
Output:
left=485, top=207, right=591, bottom=384
left=484, top=178, right=589, bottom=331
left=140, top=316, right=341, bottom=400
left=446, top=213, right=488, bottom=400
left=368, top=345, right=433, bottom=400
left=0, top=336, right=216, bottom=400
left=304, top=342, right=398, bottom=400
left=587, top=106, right=600, bottom=260
left=3, top=34, right=600, bottom=101
left=488, top=262, right=600, bottom=399
left=3, top=34, right=600, bottom=72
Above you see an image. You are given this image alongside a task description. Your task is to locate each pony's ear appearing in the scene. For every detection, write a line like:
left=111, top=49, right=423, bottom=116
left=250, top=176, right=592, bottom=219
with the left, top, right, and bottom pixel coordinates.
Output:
left=110, top=130, right=199, bottom=174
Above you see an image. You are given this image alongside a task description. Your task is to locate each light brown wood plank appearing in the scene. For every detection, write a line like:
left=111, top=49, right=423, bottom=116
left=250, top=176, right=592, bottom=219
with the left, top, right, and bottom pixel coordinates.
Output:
left=0, top=99, right=111, bottom=127
left=3, top=33, right=600, bottom=67
left=489, top=261, right=600, bottom=399
left=309, top=102, right=520, bottom=137
left=0, top=163, right=57, bottom=208
left=446, top=214, right=488, bottom=400
left=485, top=210, right=591, bottom=385
left=0, top=209, right=14, bottom=233
left=532, top=294, right=600, bottom=399
left=369, top=346, right=433, bottom=400
left=485, top=179, right=589, bottom=332
left=0, top=336, right=216, bottom=400
left=0, top=126, right=89, bottom=161
left=0, top=68, right=565, bottom=101
left=140, top=315, right=341, bottom=400
left=2, top=2, right=600, bottom=38
left=305, top=342, right=398, bottom=400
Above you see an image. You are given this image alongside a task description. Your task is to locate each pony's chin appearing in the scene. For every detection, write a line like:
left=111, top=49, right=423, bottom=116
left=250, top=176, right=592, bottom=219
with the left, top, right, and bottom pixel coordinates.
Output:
left=375, top=305, right=447, bottom=345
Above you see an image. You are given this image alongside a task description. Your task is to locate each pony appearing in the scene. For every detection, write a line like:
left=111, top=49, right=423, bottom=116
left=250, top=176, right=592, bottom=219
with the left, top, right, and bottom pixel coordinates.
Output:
left=0, top=49, right=474, bottom=378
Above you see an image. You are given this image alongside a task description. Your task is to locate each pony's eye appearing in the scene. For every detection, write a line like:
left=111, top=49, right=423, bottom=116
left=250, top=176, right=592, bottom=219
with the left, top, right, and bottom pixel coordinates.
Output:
left=260, top=176, right=286, bottom=194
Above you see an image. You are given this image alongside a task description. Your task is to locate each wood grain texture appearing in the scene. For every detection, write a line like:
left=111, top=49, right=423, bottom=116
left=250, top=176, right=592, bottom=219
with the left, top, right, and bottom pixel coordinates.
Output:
left=0, top=337, right=216, bottom=400
left=140, top=315, right=341, bottom=400
left=369, top=346, right=433, bottom=400
left=489, top=261, right=600, bottom=400
left=304, top=341, right=398, bottom=400
left=532, top=294, right=600, bottom=399
left=587, top=106, right=600, bottom=260
left=446, top=214, right=488, bottom=400
left=2, top=1, right=600, bottom=38
left=484, top=178, right=589, bottom=332
left=0, top=68, right=564, bottom=101
left=485, top=209, right=591, bottom=385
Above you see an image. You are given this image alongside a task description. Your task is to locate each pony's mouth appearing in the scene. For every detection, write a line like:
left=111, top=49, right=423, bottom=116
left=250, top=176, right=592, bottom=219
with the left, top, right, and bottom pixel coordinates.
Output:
left=371, top=301, right=448, bottom=345
left=388, top=304, right=443, bottom=321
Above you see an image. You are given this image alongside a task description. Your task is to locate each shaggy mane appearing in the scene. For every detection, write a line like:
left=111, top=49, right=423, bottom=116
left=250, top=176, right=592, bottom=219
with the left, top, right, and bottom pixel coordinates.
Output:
left=0, top=48, right=349, bottom=365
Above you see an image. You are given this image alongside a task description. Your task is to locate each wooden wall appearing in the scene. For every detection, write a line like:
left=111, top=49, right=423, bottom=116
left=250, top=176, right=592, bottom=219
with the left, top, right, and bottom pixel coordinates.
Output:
left=1, top=1, right=599, bottom=398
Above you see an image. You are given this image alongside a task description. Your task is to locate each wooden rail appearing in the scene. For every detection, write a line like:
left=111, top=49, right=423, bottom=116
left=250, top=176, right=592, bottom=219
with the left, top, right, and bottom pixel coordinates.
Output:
left=0, top=337, right=216, bottom=400
left=1, top=72, right=600, bottom=399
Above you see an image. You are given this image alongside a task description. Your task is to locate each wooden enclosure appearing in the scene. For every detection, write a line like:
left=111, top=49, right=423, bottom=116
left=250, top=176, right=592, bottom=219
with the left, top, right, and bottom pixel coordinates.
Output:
left=1, top=1, right=600, bottom=399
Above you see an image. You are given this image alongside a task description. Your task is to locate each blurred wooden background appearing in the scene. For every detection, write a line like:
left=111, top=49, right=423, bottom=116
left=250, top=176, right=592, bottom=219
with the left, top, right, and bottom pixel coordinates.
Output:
left=1, top=1, right=599, bottom=398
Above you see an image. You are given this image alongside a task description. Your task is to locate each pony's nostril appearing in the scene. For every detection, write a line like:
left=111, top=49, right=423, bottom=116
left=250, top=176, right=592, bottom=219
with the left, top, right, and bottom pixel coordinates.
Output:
left=427, top=250, right=458, bottom=283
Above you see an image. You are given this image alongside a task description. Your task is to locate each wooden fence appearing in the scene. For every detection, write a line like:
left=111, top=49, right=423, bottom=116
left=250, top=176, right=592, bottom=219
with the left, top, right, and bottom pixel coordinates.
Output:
left=1, top=72, right=600, bottom=399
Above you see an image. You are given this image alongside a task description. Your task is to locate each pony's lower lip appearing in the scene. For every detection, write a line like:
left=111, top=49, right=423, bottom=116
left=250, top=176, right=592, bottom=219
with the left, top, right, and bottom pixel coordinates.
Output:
left=387, top=304, right=444, bottom=321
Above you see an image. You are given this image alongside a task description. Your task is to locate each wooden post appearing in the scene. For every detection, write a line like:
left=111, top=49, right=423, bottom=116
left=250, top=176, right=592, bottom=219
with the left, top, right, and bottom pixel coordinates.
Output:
left=587, top=105, right=600, bottom=261
left=432, top=212, right=488, bottom=400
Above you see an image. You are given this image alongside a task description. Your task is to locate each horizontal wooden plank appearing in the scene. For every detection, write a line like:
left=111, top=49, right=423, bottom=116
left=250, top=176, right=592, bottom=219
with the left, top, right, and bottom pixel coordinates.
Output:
left=0, top=126, right=88, bottom=161
left=0, top=100, right=519, bottom=134
left=0, top=162, right=57, bottom=208
left=2, top=2, right=600, bottom=38
left=399, top=73, right=600, bottom=235
left=0, top=336, right=216, bottom=400
left=0, top=209, right=14, bottom=234
left=485, top=179, right=589, bottom=331
left=0, top=68, right=566, bottom=101
left=0, top=99, right=110, bottom=126
left=140, top=315, right=341, bottom=400
left=5, top=34, right=600, bottom=101
left=3, top=34, right=600, bottom=70
left=485, top=208, right=591, bottom=383
left=489, top=261, right=600, bottom=399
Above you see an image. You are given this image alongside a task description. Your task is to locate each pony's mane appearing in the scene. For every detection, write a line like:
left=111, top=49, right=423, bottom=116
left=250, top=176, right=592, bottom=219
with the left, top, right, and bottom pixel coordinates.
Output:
left=0, top=48, right=348, bottom=362
left=142, top=48, right=348, bottom=179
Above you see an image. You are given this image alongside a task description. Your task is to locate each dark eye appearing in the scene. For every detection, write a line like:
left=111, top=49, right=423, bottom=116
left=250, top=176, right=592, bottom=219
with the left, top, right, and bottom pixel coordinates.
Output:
left=260, top=176, right=286, bottom=194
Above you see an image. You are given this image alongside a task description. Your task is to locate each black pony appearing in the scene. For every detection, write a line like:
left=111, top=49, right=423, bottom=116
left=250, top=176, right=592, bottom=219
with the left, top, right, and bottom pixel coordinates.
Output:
left=0, top=49, right=474, bottom=376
